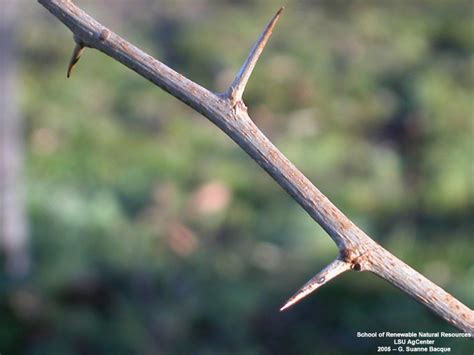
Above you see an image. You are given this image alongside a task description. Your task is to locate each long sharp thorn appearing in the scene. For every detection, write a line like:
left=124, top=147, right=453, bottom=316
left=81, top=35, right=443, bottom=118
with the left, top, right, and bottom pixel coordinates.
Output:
left=227, top=7, right=284, bottom=103
left=67, top=42, right=85, bottom=78
left=280, top=259, right=351, bottom=311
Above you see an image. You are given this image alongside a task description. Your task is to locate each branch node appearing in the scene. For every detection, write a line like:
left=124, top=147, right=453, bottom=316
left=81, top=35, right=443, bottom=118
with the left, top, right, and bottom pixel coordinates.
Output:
left=67, top=35, right=86, bottom=78
left=280, top=258, right=351, bottom=311
left=98, top=29, right=111, bottom=42
left=225, top=7, right=284, bottom=105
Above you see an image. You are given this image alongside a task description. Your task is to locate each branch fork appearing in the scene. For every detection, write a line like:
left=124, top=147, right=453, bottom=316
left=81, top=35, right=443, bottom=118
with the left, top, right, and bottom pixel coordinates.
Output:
left=38, top=0, right=474, bottom=333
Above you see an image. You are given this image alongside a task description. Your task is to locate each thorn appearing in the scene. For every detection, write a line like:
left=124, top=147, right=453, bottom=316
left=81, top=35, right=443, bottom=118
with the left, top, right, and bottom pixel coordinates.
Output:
left=67, top=39, right=85, bottom=78
left=280, top=258, right=351, bottom=312
left=226, top=6, right=284, bottom=104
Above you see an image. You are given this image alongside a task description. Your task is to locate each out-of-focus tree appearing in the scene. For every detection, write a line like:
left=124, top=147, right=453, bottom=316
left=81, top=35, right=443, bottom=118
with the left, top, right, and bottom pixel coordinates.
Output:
left=0, top=0, right=29, bottom=276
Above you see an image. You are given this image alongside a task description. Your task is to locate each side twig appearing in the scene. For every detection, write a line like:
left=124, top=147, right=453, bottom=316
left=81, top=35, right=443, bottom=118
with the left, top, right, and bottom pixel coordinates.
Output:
left=37, top=0, right=474, bottom=334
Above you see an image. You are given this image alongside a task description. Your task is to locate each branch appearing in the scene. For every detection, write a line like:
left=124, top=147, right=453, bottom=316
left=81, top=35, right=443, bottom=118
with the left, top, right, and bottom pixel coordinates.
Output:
left=37, top=0, right=474, bottom=334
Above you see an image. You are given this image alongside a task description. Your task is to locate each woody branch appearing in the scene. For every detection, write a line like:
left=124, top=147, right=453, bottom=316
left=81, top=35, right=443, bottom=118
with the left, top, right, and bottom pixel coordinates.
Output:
left=38, top=0, right=473, bottom=334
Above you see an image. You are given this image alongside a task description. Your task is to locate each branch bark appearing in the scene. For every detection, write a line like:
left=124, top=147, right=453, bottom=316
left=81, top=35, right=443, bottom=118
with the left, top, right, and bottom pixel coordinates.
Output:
left=37, top=0, right=474, bottom=334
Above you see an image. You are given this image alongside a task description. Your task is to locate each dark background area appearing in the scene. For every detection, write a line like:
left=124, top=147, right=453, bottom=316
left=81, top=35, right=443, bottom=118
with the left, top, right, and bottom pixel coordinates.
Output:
left=1, top=0, right=473, bottom=354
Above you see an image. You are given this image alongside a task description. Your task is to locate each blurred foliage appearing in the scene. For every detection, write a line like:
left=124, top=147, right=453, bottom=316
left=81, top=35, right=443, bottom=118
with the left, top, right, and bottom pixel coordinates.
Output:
left=1, top=0, right=473, bottom=354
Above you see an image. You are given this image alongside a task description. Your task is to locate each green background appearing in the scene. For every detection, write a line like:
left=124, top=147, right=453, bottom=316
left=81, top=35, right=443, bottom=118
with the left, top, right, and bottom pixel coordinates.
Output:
left=2, top=0, right=473, bottom=353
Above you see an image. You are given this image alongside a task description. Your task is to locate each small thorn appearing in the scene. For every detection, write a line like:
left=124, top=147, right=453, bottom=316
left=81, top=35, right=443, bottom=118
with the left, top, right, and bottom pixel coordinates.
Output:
left=67, top=41, right=85, bottom=78
left=280, top=258, right=351, bottom=312
left=226, top=7, right=284, bottom=104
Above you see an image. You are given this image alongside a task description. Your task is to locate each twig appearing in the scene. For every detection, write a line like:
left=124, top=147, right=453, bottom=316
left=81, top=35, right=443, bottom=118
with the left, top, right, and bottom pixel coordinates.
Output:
left=37, top=0, right=474, bottom=334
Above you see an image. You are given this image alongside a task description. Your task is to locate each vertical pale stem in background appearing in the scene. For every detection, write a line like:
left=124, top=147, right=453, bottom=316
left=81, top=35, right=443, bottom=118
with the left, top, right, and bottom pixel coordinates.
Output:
left=0, top=0, right=30, bottom=276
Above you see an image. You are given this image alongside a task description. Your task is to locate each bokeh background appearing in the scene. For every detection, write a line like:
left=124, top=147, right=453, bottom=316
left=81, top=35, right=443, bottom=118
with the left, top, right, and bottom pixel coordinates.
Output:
left=1, top=0, right=473, bottom=354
